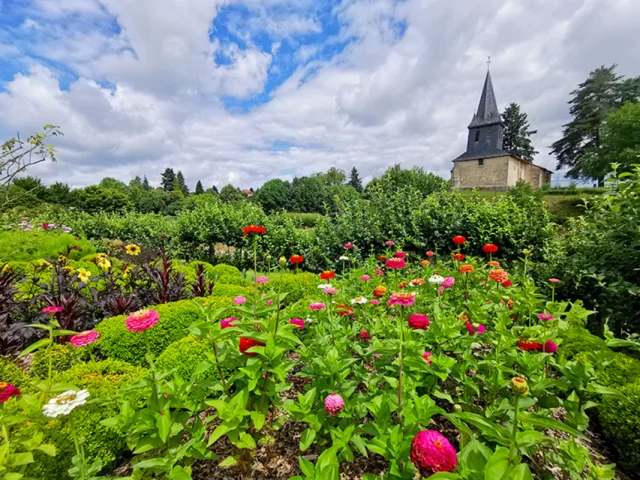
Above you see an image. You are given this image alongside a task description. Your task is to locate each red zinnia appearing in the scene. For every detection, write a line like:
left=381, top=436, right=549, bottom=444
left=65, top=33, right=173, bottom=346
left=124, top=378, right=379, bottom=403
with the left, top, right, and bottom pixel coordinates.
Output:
left=242, top=225, right=266, bottom=237
left=452, top=235, right=466, bottom=245
left=320, top=270, right=336, bottom=280
left=360, top=331, right=372, bottom=341
left=289, top=254, right=304, bottom=264
left=336, top=304, right=354, bottom=316
left=501, top=280, right=513, bottom=288
left=239, top=337, right=265, bottom=356
left=426, top=251, right=434, bottom=257
left=517, top=341, right=543, bottom=351
left=482, top=244, right=498, bottom=254
left=451, top=253, right=465, bottom=261
left=378, top=255, right=387, bottom=260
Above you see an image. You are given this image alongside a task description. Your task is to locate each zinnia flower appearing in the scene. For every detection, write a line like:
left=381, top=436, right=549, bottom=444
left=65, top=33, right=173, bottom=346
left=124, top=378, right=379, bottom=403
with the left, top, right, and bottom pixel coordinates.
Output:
left=543, top=340, right=558, bottom=353
left=489, top=269, right=508, bottom=283
left=487, top=260, right=500, bottom=267
left=125, top=244, right=141, bottom=256
left=452, top=235, right=466, bottom=245
left=320, top=271, right=336, bottom=280
left=394, top=251, right=406, bottom=259
left=324, top=394, right=344, bottom=416
left=373, top=285, right=387, bottom=297
left=339, top=256, right=349, bottom=261
left=549, top=278, right=562, bottom=284
left=239, top=337, right=265, bottom=356
left=42, top=306, right=64, bottom=315
left=398, top=281, right=408, bottom=289
left=336, top=304, right=354, bottom=316
left=467, top=324, right=486, bottom=335
left=126, top=309, right=159, bottom=332
left=517, top=341, right=543, bottom=351
left=43, top=390, right=90, bottom=417
left=409, top=278, right=425, bottom=287
left=290, top=254, right=304, bottom=264
left=256, top=276, right=269, bottom=284
left=279, top=256, right=287, bottom=266
left=442, top=277, right=455, bottom=289
left=233, top=296, right=247, bottom=305
left=408, top=313, right=430, bottom=330
left=385, top=240, right=395, bottom=246
left=451, top=253, right=465, bottom=261
left=97, top=257, right=111, bottom=270
left=385, top=257, right=406, bottom=269
left=351, top=296, right=367, bottom=305
left=511, top=377, right=529, bottom=396
left=242, top=225, right=266, bottom=236
left=482, top=244, right=498, bottom=254
left=370, top=299, right=381, bottom=305
left=360, top=331, right=372, bottom=341
left=344, top=243, right=354, bottom=249
left=77, top=268, right=91, bottom=283
left=378, top=255, right=387, bottom=261
left=410, top=430, right=458, bottom=476
left=375, top=269, right=384, bottom=276
left=538, top=313, right=554, bottom=321
left=309, top=302, right=326, bottom=311
left=318, top=283, right=333, bottom=289
left=220, top=317, right=237, bottom=329
left=290, top=318, right=305, bottom=330
left=507, top=299, right=514, bottom=310
left=360, top=275, right=371, bottom=281
left=428, top=274, right=444, bottom=285
left=323, top=287, right=338, bottom=295
left=388, top=292, right=416, bottom=307
left=426, top=251, right=434, bottom=257
left=422, top=352, right=433, bottom=366
left=69, top=330, right=99, bottom=347
left=421, top=260, right=430, bottom=267
left=0, top=383, right=21, bottom=403
left=459, top=265, right=474, bottom=274
left=501, top=280, right=513, bottom=288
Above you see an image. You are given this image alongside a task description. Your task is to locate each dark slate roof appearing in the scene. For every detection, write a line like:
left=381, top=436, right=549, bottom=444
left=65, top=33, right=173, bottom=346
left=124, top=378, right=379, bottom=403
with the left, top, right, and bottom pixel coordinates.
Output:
left=468, top=71, right=502, bottom=127
left=453, top=149, right=506, bottom=162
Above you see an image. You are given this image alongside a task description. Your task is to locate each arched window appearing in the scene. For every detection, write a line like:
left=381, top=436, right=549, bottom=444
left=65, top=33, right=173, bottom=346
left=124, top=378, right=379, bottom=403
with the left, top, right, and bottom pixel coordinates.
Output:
left=474, top=130, right=480, bottom=142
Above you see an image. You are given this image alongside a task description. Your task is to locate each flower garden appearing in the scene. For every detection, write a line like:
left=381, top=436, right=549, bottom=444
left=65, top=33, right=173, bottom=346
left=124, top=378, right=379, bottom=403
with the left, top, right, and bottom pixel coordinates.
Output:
left=2, top=221, right=640, bottom=480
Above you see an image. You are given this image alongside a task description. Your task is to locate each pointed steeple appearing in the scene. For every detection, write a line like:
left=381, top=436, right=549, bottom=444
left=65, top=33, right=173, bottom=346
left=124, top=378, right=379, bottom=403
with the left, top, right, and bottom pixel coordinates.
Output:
left=469, top=71, right=502, bottom=127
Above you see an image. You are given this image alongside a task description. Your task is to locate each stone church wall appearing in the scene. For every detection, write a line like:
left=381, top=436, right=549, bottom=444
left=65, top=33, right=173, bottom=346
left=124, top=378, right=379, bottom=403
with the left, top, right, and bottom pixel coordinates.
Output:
left=451, top=155, right=510, bottom=190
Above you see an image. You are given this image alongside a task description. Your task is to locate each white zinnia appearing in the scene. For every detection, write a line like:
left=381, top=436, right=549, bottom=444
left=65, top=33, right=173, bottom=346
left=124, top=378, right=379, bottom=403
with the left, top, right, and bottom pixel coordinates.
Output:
left=351, top=296, right=368, bottom=305
left=339, top=256, right=349, bottom=261
left=428, top=274, right=445, bottom=285
left=43, top=390, right=90, bottom=418
left=318, top=284, right=333, bottom=289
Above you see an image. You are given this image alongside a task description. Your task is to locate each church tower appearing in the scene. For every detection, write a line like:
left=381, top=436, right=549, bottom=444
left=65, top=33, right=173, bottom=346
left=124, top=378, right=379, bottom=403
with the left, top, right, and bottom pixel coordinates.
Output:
left=455, top=70, right=506, bottom=161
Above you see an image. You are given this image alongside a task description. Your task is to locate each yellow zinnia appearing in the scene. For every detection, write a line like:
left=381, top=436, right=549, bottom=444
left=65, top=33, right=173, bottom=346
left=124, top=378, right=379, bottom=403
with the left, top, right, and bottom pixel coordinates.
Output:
left=77, top=268, right=91, bottom=283
left=97, top=257, right=111, bottom=270
left=125, top=244, right=141, bottom=256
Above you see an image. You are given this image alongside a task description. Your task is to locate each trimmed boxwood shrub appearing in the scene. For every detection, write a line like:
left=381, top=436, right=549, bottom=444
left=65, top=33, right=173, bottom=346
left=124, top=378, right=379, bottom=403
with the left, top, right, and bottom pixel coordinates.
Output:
left=211, top=283, right=253, bottom=299
left=599, top=380, right=640, bottom=469
left=557, top=327, right=606, bottom=359
left=0, top=355, right=27, bottom=388
left=208, top=263, right=250, bottom=286
left=23, top=359, right=147, bottom=480
left=268, top=272, right=317, bottom=306
left=95, top=296, right=233, bottom=366
left=31, top=343, right=88, bottom=378
left=155, top=335, right=232, bottom=382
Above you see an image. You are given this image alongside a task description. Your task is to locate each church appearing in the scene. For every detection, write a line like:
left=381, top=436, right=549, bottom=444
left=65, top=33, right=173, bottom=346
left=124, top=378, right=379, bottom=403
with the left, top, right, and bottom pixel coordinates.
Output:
left=451, top=70, right=552, bottom=190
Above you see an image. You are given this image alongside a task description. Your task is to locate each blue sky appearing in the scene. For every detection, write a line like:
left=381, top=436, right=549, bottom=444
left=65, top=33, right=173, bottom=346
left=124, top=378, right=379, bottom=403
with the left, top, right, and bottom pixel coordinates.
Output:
left=0, top=0, right=639, bottom=189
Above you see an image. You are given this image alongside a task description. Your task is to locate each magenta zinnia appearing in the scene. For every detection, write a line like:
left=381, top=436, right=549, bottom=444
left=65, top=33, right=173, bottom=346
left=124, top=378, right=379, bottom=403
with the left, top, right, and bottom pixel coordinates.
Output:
left=290, top=318, right=305, bottom=330
left=0, top=383, right=21, bottom=403
left=324, top=394, right=345, bottom=416
left=233, top=296, right=247, bottom=305
left=309, top=302, right=326, bottom=311
left=385, top=257, right=406, bottom=269
left=69, top=330, right=99, bottom=347
left=410, top=430, right=458, bottom=476
left=538, top=313, right=554, bottom=321
left=220, top=317, right=238, bottom=329
left=388, top=292, right=416, bottom=307
left=408, top=313, right=430, bottom=330
left=125, top=309, right=159, bottom=332
left=42, top=306, right=63, bottom=315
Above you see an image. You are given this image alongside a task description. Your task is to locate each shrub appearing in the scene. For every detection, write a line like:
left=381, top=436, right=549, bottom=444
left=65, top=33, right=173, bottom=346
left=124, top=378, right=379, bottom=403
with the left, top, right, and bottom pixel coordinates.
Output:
left=155, top=335, right=232, bottom=382
left=557, top=327, right=606, bottom=359
left=0, top=230, right=96, bottom=262
left=0, top=355, right=27, bottom=388
left=598, top=352, right=640, bottom=388
left=95, top=297, right=233, bottom=366
left=31, top=343, right=88, bottom=378
left=599, top=380, right=640, bottom=469
left=268, top=272, right=318, bottom=305
left=24, top=359, right=147, bottom=479
left=210, top=283, right=253, bottom=299
left=208, top=263, right=250, bottom=286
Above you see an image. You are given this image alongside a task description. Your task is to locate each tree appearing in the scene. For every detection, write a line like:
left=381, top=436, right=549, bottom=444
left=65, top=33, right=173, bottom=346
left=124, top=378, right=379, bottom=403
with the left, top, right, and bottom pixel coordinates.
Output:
left=211, top=185, right=219, bottom=195
left=195, top=180, right=205, bottom=195
left=291, top=176, right=328, bottom=213
left=254, top=179, right=292, bottom=213
left=501, top=103, right=538, bottom=162
left=171, top=178, right=184, bottom=198
left=129, top=176, right=143, bottom=188
left=1, top=125, right=62, bottom=208
left=176, top=171, right=189, bottom=195
left=45, top=182, right=72, bottom=205
left=219, top=184, right=245, bottom=203
left=348, top=167, right=363, bottom=193
left=551, top=65, right=640, bottom=182
left=315, top=167, right=346, bottom=186
left=161, top=168, right=176, bottom=191
left=365, top=165, right=448, bottom=198
left=99, top=177, right=127, bottom=191
left=72, top=186, right=133, bottom=213
left=142, top=175, right=151, bottom=190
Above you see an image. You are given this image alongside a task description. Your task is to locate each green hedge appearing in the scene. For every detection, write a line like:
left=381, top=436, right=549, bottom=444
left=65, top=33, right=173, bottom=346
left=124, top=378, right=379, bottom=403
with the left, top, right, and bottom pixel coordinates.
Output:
left=0, top=230, right=96, bottom=263
left=24, top=359, right=147, bottom=480
left=558, top=327, right=606, bottom=359
left=155, top=335, right=232, bottom=383
left=268, top=272, right=317, bottom=306
left=31, top=343, right=89, bottom=378
left=95, top=296, right=233, bottom=366
left=0, top=355, right=28, bottom=388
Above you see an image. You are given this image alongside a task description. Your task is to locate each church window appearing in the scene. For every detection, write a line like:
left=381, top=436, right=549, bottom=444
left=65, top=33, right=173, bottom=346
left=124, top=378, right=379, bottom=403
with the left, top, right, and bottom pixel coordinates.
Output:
left=474, top=130, right=480, bottom=142
left=478, top=158, right=484, bottom=166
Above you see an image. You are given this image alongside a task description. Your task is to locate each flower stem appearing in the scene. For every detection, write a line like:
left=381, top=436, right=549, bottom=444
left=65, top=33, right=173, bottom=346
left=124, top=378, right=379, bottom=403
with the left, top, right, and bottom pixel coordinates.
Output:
left=509, top=396, right=520, bottom=459
left=398, top=306, right=405, bottom=415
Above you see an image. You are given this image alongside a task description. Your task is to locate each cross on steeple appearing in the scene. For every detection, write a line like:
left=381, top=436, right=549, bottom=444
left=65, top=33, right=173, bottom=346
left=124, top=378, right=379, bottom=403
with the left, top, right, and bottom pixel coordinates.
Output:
left=486, top=56, right=491, bottom=70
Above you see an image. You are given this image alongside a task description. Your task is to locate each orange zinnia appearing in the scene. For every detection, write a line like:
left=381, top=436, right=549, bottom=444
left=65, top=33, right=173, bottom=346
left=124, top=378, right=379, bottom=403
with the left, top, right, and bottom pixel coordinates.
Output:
left=320, top=270, right=336, bottom=280
left=489, top=269, right=509, bottom=283
left=487, top=260, right=500, bottom=267
left=421, top=260, right=430, bottom=267
left=373, top=285, right=387, bottom=297
left=459, top=265, right=474, bottom=274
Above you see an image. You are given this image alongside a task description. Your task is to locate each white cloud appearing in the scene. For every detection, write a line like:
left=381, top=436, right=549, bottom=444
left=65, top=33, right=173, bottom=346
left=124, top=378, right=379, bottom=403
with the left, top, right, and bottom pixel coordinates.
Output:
left=0, top=0, right=639, bottom=190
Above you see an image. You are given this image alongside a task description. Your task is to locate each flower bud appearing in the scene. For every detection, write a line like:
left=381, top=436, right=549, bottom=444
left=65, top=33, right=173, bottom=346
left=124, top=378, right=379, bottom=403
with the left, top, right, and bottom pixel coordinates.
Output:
left=522, top=249, right=531, bottom=256
left=511, top=377, right=529, bottom=396
left=278, top=256, right=287, bottom=266
left=453, top=404, right=462, bottom=412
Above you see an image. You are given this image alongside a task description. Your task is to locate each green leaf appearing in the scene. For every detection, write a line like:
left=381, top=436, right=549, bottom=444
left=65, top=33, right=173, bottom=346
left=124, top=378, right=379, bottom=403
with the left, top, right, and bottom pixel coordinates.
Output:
left=169, top=465, right=193, bottom=480
left=484, top=447, right=510, bottom=480
left=518, top=412, right=586, bottom=439
left=300, top=428, right=316, bottom=451
left=35, top=444, right=57, bottom=457
left=299, top=456, right=315, bottom=477
left=429, top=474, right=461, bottom=479
left=236, top=432, right=257, bottom=449
left=8, top=452, right=34, bottom=467
left=515, top=430, right=551, bottom=448
left=133, top=457, right=169, bottom=470
left=207, top=424, right=230, bottom=447
left=586, top=383, right=629, bottom=402
left=219, top=456, right=239, bottom=467
left=156, top=412, right=171, bottom=443
left=17, top=338, right=51, bottom=358
left=509, top=463, right=534, bottom=479
left=452, top=412, right=510, bottom=445
left=250, top=411, right=266, bottom=430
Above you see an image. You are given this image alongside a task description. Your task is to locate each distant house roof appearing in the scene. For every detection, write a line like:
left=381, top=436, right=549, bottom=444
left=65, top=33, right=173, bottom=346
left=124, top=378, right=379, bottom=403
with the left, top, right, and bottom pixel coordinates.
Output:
left=242, top=189, right=253, bottom=196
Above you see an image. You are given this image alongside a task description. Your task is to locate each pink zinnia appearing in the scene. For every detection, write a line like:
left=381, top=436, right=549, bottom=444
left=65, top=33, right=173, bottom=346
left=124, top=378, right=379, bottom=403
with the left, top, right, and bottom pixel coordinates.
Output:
left=543, top=340, right=558, bottom=353
left=42, top=306, right=63, bottom=315
left=360, top=275, right=371, bottom=281
left=256, top=276, right=269, bottom=284
left=408, top=313, right=430, bottom=330
left=323, top=287, right=338, bottom=295
left=549, top=278, right=562, bottom=284
left=442, top=277, right=455, bottom=289
left=438, top=286, right=445, bottom=295
left=126, top=309, right=159, bottom=332
left=388, top=293, right=416, bottom=307
left=290, top=318, right=305, bottom=330
left=309, top=302, right=326, bottom=311
left=411, top=430, right=458, bottom=476
left=385, top=258, right=406, bottom=269
left=220, top=317, right=237, bottom=329
left=344, top=243, right=354, bottom=249
left=69, top=330, right=99, bottom=347
left=375, top=269, right=385, bottom=276
left=370, top=299, right=381, bottom=305
left=233, top=296, right=247, bottom=305
left=467, top=324, right=486, bottom=335
left=385, top=240, right=395, bottom=246
left=538, top=313, right=554, bottom=321
left=422, top=351, right=433, bottom=366
left=360, top=331, right=372, bottom=341
left=372, top=353, right=382, bottom=358
left=324, top=394, right=345, bottom=416
left=0, top=384, right=21, bottom=403
left=394, top=251, right=406, bottom=259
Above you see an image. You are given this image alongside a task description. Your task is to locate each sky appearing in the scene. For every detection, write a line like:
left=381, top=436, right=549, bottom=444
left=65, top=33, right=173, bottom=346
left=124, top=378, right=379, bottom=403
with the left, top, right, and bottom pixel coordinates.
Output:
left=0, top=0, right=639, bottom=190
